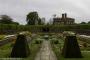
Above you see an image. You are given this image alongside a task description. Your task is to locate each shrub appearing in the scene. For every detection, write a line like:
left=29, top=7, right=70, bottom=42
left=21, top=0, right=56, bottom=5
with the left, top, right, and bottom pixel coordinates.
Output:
left=11, top=34, right=30, bottom=58
left=62, top=36, right=82, bottom=58
left=54, top=40, right=59, bottom=44
left=35, top=40, right=42, bottom=44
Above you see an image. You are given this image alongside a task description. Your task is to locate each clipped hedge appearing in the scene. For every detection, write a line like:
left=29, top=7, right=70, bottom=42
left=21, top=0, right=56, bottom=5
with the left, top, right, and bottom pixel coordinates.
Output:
left=11, top=34, right=30, bottom=58
left=62, top=36, right=82, bottom=58
left=0, top=24, right=90, bottom=34
left=34, top=40, right=42, bottom=44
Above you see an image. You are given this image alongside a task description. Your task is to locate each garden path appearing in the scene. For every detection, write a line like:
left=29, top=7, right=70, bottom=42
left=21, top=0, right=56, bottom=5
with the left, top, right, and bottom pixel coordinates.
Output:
left=35, top=40, right=57, bottom=60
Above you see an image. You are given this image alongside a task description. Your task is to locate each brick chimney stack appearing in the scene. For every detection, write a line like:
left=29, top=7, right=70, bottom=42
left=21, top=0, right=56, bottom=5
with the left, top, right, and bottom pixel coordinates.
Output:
left=62, top=13, right=67, bottom=18
left=65, top=13, right=67, bottom=18
left=62, top=14, right=64, bottom=18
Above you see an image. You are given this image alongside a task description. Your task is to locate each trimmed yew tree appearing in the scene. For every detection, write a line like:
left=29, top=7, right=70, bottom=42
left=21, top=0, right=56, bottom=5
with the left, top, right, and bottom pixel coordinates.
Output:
left=11, top=34, right=30, bottom=58
left=62, top=36, right=82, bottom=58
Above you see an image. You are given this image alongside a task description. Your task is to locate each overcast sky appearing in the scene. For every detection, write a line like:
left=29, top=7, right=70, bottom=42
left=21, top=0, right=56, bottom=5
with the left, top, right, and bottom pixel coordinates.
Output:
left=0, top=0, right=90, bottom=24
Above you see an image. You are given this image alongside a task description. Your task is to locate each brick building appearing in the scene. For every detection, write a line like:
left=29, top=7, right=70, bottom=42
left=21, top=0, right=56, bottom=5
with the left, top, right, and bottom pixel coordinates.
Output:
left=53, top=13, right=75, bottom=25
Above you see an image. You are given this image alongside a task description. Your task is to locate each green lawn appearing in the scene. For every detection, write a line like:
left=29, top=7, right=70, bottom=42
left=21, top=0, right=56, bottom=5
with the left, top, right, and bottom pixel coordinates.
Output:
left=0, top=34, right=42, bottom=60
left=0, top=33, right=90, bottom=60
left=50, top=35, right=90, bottom=60
left=0, top=35, right=6, bottom=40
left=52, top=44, right=90, bottom=60
left=0, top=43, right=12, bottom=58
left=25, top=43, right=41, bottom=60
left=56, top=52, right=90, bottom=60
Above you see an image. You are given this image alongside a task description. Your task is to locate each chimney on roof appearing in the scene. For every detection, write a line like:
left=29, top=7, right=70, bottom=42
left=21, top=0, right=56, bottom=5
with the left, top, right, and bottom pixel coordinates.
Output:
left=62, top=13, right=67, bottom=18
left=65, top=13, right=67, bottom=18
left=62, top=14, right=64, bottom=18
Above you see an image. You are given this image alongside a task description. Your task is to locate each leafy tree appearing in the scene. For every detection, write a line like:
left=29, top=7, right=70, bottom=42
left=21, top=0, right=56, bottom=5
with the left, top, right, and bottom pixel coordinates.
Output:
left=80, top=22, right=86, bottom=24
left=0, top=15, right=13, bottom=24
left=88, top=21, right=90, bottom=24
left=38, top=18, right=42, bottom=25
left=26, top=11, right=39, bottom=25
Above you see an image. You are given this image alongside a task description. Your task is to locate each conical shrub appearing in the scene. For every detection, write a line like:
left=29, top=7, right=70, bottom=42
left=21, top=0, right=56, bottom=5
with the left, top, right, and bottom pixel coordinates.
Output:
left=62, top=36, right=82, bottom=58
left=11, top=34, right=30, bottom=58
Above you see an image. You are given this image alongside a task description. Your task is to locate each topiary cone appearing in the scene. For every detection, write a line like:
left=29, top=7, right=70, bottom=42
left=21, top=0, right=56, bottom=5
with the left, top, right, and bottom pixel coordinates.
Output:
left=11, top=34, right=30, bottom=58
left=62, top=36, right=82, bottom=58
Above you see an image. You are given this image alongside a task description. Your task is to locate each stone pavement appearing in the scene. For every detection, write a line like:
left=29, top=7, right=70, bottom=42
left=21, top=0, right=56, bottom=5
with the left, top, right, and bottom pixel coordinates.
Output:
left=35, top=40, right=57, bottom=60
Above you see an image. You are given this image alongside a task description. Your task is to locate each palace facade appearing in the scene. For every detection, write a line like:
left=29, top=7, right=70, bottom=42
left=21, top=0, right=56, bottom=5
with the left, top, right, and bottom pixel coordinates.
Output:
left=53, top=13, right=75, bottom=25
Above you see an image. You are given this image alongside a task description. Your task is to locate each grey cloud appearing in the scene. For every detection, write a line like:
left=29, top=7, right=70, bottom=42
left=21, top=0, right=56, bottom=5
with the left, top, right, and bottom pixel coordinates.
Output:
left=0, top=0, right=90, bottom=24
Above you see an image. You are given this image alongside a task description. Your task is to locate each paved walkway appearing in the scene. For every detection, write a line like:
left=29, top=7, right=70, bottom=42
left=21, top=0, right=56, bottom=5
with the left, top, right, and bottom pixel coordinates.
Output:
left=35, top=40, right=57, bottom=60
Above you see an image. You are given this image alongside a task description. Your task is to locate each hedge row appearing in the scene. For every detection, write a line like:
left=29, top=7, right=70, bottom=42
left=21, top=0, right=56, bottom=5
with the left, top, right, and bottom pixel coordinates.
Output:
left=0, top=24, right=90, bottom=34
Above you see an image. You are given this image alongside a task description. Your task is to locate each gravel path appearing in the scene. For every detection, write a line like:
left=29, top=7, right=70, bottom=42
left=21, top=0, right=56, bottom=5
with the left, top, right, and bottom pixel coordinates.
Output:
left=35, top=40, right=57, bottom=60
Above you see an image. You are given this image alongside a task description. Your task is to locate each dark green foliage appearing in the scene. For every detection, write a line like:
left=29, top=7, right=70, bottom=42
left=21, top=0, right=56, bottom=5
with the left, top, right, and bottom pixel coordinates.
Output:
left=0, top=15, right=19, bottom=25
left=35, top=40, right=42, bottom=44
left=0, top=15, right=13, bottom=24
left=38, top=18, right=42, bottom=25
left=88, top=21, right=90, bottom=24
left=26, top=11, right=41, bottom=25
left=44, top=36, right=49, bottom=40
left=11, top=34, right=30, bottom=58
left=62, top=36, right=82, bottom=58
left=1, top=24, right=90, bottom=34
left=54, top=40, right=59, bottom=44
left=51, top=40, right=59, bottom=44
left=42, top=27, right=49, bottom=32
left=80, top=22, right=86, bottom=24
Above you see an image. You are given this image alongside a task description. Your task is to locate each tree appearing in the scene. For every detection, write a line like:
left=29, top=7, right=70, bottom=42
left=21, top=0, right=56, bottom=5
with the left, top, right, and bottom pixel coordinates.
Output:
left=88, top=21, right=90, bottom=24
left=38, top=18, right=42, bottom=25
left=26, top=11, right=39, bottom=25
left=0, top=15, right=13, bottom=24
left=80, top=22, right=86, bottom=24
